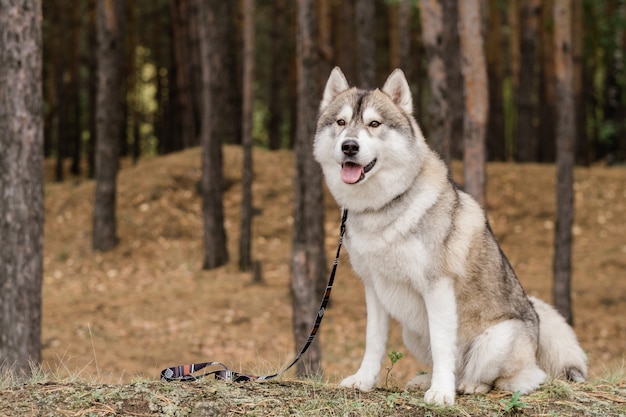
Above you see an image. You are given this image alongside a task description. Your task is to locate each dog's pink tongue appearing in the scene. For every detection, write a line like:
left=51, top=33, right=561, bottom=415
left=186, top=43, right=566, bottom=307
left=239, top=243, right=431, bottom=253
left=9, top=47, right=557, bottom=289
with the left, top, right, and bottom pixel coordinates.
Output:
left=341, top=163, right=363, bottom=184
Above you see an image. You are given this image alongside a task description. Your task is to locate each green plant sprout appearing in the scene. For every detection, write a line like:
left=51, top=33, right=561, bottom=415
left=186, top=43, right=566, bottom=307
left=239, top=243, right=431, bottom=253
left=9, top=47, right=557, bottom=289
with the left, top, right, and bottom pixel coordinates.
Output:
left=500, top=391, right=527, bottom=414
left=385, top=350, right=404, bottom=389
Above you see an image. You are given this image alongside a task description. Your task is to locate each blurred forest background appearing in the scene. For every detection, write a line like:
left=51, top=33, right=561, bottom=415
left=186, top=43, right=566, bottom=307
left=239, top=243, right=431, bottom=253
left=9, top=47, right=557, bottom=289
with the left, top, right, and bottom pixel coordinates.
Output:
left=43, top=0, right=626, bottom=171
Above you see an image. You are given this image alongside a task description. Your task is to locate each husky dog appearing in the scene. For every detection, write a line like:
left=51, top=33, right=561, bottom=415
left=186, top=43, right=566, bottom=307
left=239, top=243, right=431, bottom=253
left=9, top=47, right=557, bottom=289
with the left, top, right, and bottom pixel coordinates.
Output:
left=313, top=68, right=587, bottom=406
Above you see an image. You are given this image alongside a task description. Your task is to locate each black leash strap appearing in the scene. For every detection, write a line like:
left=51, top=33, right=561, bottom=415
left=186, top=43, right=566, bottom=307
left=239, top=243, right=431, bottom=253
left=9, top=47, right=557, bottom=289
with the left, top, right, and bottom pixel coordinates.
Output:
left=161, top=208, right=348, bottom=383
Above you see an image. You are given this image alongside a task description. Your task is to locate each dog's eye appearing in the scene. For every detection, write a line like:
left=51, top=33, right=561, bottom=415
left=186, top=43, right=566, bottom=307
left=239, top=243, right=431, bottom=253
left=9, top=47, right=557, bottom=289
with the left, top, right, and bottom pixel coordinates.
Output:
left=337, top=119, right=346, bottom=126
left=369, top=121, right=381, bottom=128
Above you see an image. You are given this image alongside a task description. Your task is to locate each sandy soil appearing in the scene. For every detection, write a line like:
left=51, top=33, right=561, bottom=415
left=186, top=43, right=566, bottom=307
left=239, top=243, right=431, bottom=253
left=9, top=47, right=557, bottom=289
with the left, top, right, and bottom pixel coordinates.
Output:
left=41, top=146, right=626, bottom=385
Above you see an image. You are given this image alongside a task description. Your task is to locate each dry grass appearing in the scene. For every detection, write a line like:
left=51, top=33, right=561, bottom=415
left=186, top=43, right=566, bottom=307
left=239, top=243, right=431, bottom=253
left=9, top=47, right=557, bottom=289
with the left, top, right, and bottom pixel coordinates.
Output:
left=1, top=371, right=625, bottom=416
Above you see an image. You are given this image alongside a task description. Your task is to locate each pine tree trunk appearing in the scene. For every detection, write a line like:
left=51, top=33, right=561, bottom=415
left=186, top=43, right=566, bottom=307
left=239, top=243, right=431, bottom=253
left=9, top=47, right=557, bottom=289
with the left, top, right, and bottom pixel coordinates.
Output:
left=169, top=0, right=196, bottom=148
left=553, top=0, right=575, bottom=325
left=539, top=0, right=556, bottom=163
left=458, top=0, right=488, bottom=206
left=389, top=0, right=410, bottom=71
left=486, top=0, right=506, bottom=161
left=0, top=0, right=44, bottom=376
left=93, top=0, right=125, bottom=251
left=267, top=0, right=288, bottom=150
left=442, top=0, right=464, bottom=160
left=292, top=0, right=326, bottom=378
left=508, top=0, right=521, bottom=160
left=332, top=0, right=355, bottom=83
left=355, top=0, right=376, bottom=88
left=572, top=0, right=586, bottom=165
left=69, top=1, right=83, bottom=176
left=198, top=0, right=229, bottom=269
left=87, top=0, right=97, bottom=178
left=516, top=0, right=540, bottom=162
left=239, top=0, right=255, bottom=272
left=419, top=0, right=450, bottom=165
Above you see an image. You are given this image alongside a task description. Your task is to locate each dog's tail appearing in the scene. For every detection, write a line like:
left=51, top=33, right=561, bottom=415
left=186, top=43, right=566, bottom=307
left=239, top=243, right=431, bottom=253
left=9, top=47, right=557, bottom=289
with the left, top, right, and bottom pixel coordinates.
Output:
left=529, top=296, right=588, bottom=382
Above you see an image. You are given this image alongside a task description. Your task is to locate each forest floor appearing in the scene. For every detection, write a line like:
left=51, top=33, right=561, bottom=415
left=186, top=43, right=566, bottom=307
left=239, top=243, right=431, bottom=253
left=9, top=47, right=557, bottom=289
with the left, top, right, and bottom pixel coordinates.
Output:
left=1, top=145, right=624, bottom=416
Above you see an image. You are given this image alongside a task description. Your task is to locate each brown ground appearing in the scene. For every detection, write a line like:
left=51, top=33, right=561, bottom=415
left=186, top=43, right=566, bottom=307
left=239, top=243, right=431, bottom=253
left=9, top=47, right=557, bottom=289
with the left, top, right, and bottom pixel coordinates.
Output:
left=42, top=146, right=625, bottom=386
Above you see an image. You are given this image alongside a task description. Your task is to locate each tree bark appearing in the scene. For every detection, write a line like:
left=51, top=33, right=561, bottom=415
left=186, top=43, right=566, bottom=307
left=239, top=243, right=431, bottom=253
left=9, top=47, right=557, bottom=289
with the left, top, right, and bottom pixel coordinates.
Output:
left=442, top=0, right=464, bottom=160
left=458, top=0, right=488, bottom=206
left=539, top=0, right=556, bottom=163
left=553, top=0, right=575, bottom=325
left=355, top=0, right=376, bottom=88
left=292, top=0, right=326, bottom=377
left=69, top=1, right=83, bottom=176
left=87, top=0, right=97, bottom=178
left=0, top=0, right=44, bottom=376
left=332, top=0, right=355, bottom=83
left=169, top=0, right=197, bottom=149
left=239, top=0, right=255, bottom=272
left=571, top=0, right=586, bottom=165
left=419, top=0, right=450, bottom=165
left=198, top=0, right=229, bottom=269
left=486, top=0, right=506, bottom=161
left=389, top=0, right=410, bottom=71
left=93, top=0, right=126, bottom=251
left=516, top=0, right=540, bottom=162
left=507, top=0, right=520, bottom=160
left=267, top=0, right=288, bottom=150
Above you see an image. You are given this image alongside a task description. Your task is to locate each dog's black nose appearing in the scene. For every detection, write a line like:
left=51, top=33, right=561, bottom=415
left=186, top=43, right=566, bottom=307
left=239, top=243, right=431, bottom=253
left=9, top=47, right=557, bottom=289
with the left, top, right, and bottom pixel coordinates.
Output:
left=341, top=139, right=359, bottom=156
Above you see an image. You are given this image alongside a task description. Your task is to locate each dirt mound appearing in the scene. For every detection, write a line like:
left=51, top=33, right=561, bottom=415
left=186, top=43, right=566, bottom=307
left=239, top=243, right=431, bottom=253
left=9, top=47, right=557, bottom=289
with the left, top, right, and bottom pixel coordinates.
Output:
left=42, top=146, right=626, bottom=384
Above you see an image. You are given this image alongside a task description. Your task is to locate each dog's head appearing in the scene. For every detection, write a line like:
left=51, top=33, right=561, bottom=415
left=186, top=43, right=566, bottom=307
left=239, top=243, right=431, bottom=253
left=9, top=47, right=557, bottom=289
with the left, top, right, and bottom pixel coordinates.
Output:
left=314, top=67, right=428, bottom=212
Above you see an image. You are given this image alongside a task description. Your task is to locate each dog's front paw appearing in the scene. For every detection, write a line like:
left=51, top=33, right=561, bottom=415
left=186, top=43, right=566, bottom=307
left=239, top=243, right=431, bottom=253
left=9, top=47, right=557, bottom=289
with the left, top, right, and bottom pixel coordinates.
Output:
left=339, top=372, right=378, bottom=392
left=424, top=387, right=455, bottom=406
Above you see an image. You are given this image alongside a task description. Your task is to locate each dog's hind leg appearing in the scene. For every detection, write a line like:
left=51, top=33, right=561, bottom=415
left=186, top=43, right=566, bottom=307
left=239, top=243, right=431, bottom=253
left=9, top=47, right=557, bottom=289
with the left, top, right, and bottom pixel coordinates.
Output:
left=458, top=320, right=546, bottom=395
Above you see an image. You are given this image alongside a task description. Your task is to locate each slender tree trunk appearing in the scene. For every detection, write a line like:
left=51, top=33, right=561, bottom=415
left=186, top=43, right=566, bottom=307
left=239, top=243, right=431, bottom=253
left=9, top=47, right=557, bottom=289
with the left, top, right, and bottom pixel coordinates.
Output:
left=87, top=0, right=97, bottom=178
left=93, top=0, right=126, bottom=251
left=198, top=0, right=229, bottom=269
left=539, top=0, right=556, bottom=163
left=0, top=0, right=44, bottom=376
left=486, top=0, right=506, bottom=161
left=508, top=0, right=520, bottom=160
left=126, top=0, right=138, bottom=164
left=42, top=0, right=57, bottom=159
left=69, top=1, right=82, bottom=176
left=332, top=0, right=355, bottom=83
left=355, top=0, right=376, bottom=88
left=54, top=3, right=68, bottom=182
left=572, top=0, right=586, bottom=165
left=442, top=0, right=464, bottom=160
left=419, top=0, right=450, bottom=165
left=458, top=0, right=488, bottom=206
left=239, top=0, right=255, bottom=272
left=389, top=0, right=410, bottom=71
left=292, top=0, right=326, bottom=377
left=553, top=0, right=575, bottom=325
left=317, top=0, right=333, bottom=80
left=220, top=1, right=242, bottom=145
left=267, top=0, right=288, bottom=150
left=169, top=0, right=196, bottom=148
left=516, top=0, right=540, bottom=162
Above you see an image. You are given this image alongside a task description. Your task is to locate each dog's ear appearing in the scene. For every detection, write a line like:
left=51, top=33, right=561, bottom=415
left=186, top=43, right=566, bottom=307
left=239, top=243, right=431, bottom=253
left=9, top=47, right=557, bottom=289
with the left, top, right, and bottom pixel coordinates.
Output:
left=382, top=69, right=413, bottom=114
left=320, top=67, right=349, bottom=111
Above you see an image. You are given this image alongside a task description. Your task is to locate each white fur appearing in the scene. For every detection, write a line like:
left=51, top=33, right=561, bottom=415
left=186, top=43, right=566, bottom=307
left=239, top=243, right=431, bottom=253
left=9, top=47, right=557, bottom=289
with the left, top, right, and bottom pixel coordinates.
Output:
left=530, top=297, right=588, bottom=381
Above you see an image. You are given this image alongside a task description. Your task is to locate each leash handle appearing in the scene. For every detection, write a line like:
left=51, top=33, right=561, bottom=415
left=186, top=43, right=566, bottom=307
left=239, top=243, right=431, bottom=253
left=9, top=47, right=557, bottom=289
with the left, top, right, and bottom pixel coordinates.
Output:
left=161, top=208, right=348, bottom=383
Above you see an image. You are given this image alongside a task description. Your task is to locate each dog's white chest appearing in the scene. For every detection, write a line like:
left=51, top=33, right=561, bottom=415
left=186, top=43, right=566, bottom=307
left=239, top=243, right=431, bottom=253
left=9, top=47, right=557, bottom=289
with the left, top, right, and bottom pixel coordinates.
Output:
left=345, top=226, right=431, bottom=328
